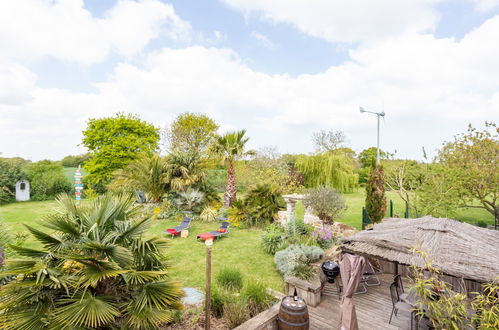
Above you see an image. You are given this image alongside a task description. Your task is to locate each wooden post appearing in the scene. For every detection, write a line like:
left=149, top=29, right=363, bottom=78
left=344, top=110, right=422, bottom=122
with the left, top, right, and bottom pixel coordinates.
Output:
left=205, top=240, right=213, bottom=330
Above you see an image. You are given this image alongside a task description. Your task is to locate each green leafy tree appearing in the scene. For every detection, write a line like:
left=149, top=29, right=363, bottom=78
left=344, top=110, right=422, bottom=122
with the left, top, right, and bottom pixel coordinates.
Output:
left=111, top=153, right=169, bottom=203
left=365, top=165, right=386, bottom=223
left=0, top=157, right=27, bottom=203
left=0, top=193, right=183, bottom=329
left=358, top=147, right=391, bottom=168
left=303, top=186, right=346, bottom=226
left=212, top=130, right=251, bottom=207
left=295, top=153, right=358, bottom=192
left=165, top=112, right=219, bottom=155
left=60, top=153, right=92, bottom=167
left=26, top=160, right=72, bottom=200
left=82, top=113, right=160, bottom=190
left=440, top=123, right=499, bottom=227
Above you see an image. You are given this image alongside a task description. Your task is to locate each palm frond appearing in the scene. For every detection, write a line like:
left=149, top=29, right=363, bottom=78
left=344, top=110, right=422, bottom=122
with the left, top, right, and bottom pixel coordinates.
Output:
left=53, top=292, right=120, bottom=328
left=24, top=225, right=66, bottom=251
left=122, top=270, right=169, bottom=285
left=8, top=246, right=52, bottom=259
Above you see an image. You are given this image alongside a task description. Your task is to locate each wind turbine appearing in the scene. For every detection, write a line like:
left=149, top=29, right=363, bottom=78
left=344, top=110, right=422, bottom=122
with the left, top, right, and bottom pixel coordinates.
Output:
left=360, top=106, right=385, bottom=165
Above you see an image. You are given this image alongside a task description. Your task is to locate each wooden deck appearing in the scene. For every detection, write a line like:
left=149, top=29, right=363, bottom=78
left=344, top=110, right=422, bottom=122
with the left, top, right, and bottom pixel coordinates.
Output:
left=308, top=274, right=416, bottom=330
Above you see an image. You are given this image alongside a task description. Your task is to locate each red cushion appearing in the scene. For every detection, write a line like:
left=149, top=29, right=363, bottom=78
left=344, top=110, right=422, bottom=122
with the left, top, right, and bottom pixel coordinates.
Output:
left=166, top=229, right=178, bottom=236
left=197, top=233, right=215, bottom=240
left=217, top=229, right=227, bottom=233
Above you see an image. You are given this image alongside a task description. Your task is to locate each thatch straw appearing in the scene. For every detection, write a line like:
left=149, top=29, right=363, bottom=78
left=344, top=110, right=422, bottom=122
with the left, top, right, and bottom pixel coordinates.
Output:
left=341, top=216, right=499, bottom=283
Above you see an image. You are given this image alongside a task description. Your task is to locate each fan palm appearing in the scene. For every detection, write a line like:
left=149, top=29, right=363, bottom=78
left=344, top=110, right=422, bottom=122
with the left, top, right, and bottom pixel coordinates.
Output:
left=164, top=152, right=208, bottom=192
left=112, top=153, right=169, bottom=202
left=0, top=193, right=183, bottom=329
left=212, top=130, right=251, bottom=207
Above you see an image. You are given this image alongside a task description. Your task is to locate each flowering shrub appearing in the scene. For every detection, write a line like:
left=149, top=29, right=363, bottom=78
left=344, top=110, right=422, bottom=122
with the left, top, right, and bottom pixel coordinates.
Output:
left=311, top=228, right=336, bottom=249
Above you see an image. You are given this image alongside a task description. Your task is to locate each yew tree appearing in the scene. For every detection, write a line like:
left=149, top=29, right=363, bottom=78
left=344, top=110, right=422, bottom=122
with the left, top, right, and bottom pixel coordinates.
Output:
left=366, top=165, right=386, bottom=224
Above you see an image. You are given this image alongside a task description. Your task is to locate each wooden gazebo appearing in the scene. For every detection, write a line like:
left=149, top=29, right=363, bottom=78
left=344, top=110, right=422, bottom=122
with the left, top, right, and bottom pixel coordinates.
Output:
left=341, top=216, right=499, bottom=292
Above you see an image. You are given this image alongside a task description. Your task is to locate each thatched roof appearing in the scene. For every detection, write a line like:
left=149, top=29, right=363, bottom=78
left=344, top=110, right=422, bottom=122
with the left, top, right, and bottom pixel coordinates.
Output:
left=341, top=216, right=499, bottom=283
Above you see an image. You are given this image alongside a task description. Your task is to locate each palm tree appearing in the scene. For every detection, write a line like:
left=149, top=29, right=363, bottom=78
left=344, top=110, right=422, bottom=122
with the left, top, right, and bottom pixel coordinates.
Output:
left=165, top=152, right=208, bottom=192
left=0, top=193, right=183, bottom=329
left=212, top=130, right=251, bottom=207
left=112, top=153, right=169, bottom=203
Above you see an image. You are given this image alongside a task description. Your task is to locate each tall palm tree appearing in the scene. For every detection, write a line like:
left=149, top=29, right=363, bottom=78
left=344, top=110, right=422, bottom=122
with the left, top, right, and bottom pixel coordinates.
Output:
left=212, top=130, right=251, bottom=207
left=165, top=152, right=208, bottom=192
left=0, top=193, right=183, bottom=329
left=112, top=153, right=169, bottom=202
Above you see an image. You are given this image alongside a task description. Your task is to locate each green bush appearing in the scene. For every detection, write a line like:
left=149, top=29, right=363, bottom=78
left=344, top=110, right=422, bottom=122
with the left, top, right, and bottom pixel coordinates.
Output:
left=60, top=153, right=91, bottom=167
left=26, top=160, right=72, bottom=200
left=216, top=267, right=244, bottom=291
left=242, top=280, right=274, bottom=316
left=274, top=244, right=324, bottom=279
left=0, top=157, right=27, bottom=204
left=261, top=224, right=283, bottom=254
left=284, top=218, right=314, bottom=241
left=243, top=184, right=284, bottom=227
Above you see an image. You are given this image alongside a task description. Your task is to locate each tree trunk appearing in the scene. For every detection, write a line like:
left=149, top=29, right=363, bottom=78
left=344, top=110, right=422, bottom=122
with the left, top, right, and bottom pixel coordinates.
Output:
left=223, top=160, right=237, bottom=207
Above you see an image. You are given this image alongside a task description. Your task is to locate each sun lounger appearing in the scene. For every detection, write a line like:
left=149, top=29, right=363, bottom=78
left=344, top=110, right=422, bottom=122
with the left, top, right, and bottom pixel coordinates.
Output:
left=165, top=217, right=192, bottom=237
left=196, top=221, right=230, bottom=241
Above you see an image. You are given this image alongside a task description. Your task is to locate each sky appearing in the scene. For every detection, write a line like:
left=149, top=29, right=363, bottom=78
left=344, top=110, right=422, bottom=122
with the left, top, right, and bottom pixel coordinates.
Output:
left=1, top=0, right=499, bottom=161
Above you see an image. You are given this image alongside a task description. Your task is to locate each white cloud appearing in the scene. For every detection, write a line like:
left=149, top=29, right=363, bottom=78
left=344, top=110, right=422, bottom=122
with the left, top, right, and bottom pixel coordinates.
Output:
left=221, top=0, right=441, bottom=43
left=0, top=61, right=37, bottom=105
left=0, top=0, right=191, bottom=64
left=1, top=8, right=499, bottom=161
left=472, top=0, right=499, bottom=11
left=251, top=31, right=278, bottom=49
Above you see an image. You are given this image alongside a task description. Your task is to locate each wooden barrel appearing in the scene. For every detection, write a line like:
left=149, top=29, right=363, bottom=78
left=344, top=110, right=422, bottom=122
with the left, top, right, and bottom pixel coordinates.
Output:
left=277, top=296, right=309, bottom=330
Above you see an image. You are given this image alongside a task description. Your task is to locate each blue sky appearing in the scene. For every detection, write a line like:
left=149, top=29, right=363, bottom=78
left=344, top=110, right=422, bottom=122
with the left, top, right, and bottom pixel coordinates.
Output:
left=1, top=0, right=498, bottom=161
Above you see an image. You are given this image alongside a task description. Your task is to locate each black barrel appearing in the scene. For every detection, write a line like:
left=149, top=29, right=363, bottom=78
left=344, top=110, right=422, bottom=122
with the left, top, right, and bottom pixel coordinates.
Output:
left=277, top=296, right=309, bottom=330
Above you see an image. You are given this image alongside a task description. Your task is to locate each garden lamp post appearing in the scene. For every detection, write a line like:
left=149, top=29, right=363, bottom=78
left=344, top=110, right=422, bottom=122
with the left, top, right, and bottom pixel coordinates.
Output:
left=205, top=238, right=213, bottom=330
left=360, top=106, right=385, bottom=165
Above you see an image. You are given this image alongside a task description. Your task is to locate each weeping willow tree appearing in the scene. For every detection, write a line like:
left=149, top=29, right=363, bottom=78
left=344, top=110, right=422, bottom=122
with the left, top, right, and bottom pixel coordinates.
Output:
left=295, top=154, right=358, bottom=192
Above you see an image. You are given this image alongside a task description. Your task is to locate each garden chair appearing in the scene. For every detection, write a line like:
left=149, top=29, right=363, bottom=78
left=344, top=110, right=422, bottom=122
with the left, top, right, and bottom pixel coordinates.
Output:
left=165, top=217, right=192, bottom=238
left=196, top=221, right=230, bottom=241
left=361, top=259, right=382, bottom=287
left=389, top=281, right=416, bottom=329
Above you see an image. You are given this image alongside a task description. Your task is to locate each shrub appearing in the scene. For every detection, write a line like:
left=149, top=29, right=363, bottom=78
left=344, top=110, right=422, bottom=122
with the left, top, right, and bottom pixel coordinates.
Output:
left=173, top=188, right=206, bottom=214
left=311, top=228, right=336, bottom=249
left=261, top=224, right=283, bottom=254
left=216, top=267, right=244, bottom=291
left=284, top=218, right=314, bottom=242
left=200, top=206, right=218, bottom=222
left=26, top=160, right=72, bottom=200
left=274, top=244, right=324, bottom=279
left=242, top=280, right=274, bottom=316
left=303, top=186, right=346, bottom=226
left=243, top=184, right=284, bottom=227
left=223, top=298, right=249, bottom=329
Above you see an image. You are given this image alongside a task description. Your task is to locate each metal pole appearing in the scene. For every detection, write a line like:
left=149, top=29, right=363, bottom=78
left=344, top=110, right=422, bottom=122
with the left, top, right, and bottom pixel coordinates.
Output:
left=376, top=114, right=380, bottom=165
left=205, top=244, right=212, bottom=330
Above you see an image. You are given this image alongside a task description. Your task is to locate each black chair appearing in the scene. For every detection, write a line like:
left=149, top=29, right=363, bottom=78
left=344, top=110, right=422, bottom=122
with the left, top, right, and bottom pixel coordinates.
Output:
left=389, top=281, right=415, bottom=329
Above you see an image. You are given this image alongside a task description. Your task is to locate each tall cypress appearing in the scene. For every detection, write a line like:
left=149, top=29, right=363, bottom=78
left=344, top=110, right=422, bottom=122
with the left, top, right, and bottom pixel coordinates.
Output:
left=366, top=165, right=386, bottom=224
